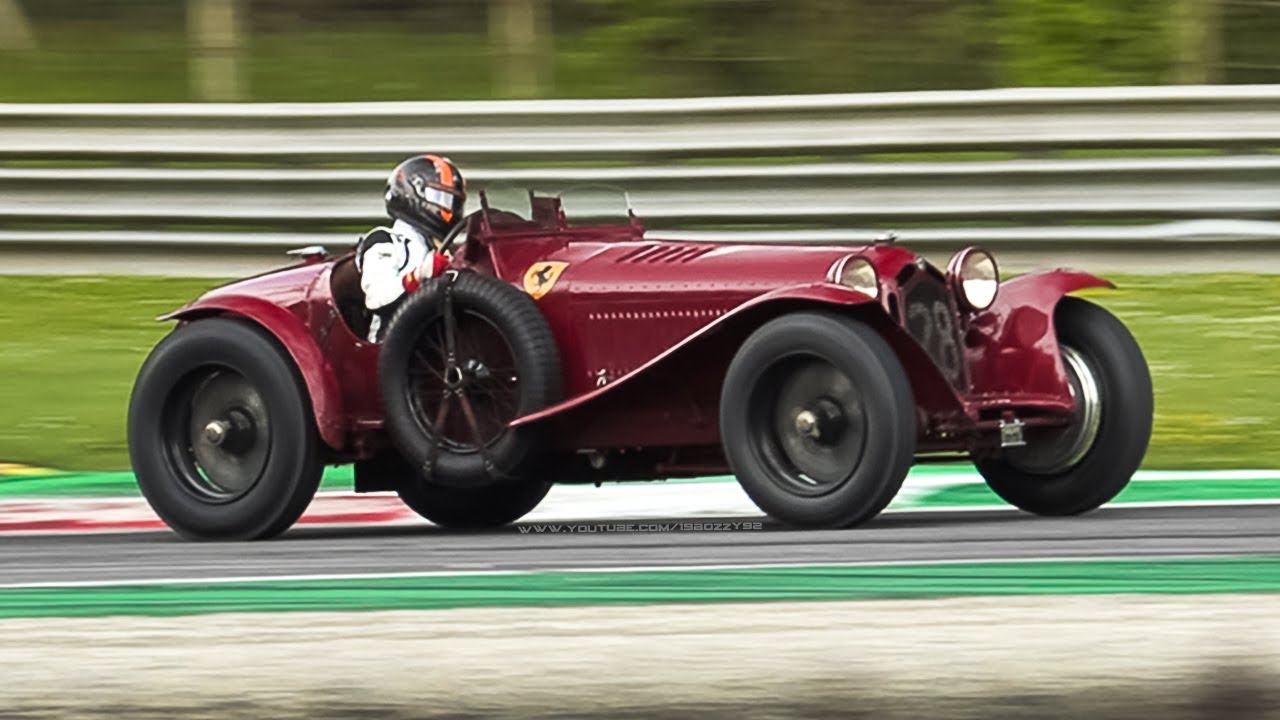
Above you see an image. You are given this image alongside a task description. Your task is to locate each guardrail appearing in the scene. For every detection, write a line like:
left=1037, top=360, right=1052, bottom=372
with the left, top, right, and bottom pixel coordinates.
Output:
left=3, top=84, right=1280, bottom=273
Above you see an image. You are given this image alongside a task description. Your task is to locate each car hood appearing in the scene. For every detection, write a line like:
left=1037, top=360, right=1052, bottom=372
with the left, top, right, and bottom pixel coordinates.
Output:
left=545, top=239, right=920, bottom=294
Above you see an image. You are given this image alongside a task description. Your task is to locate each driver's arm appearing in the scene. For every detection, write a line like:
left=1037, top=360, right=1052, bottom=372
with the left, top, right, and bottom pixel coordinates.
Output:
left=401, top=250, right=450, bottom=294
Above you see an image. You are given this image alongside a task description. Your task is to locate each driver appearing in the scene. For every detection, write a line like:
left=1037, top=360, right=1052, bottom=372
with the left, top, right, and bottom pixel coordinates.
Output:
left=356, top=154, right=466, bottom=342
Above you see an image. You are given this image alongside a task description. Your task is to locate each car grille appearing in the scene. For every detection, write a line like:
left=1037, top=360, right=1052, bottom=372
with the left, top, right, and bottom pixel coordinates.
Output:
left=899, top=268, right=968, bottom=390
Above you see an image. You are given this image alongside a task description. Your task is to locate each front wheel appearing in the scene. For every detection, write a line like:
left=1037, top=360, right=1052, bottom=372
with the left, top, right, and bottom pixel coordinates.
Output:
left=720, top=312, right=916, bottom=529
left=127, top=318, right=324, bottom=541
left=975, top=297, right=1153, bottom=516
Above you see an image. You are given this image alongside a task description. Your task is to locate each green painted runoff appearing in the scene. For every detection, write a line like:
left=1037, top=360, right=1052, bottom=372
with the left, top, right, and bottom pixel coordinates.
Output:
left=1, top=557, right=1278, bottom=619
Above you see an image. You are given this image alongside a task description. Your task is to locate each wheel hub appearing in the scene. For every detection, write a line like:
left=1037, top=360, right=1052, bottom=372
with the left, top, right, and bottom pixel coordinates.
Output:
left=178, top=371, right=272, bottom=501
left=760, top=358, right=869, bottom=495
left=443, top=364, right=465, bottom=388
left=406, top=308, right=522, bottom=454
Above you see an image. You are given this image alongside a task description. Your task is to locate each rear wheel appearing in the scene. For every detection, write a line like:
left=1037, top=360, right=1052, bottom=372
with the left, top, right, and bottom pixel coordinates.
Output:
left=127, top=318, right=323, bottom=541
left=720, top=312, right=916, bottom=529
left=356, top=449, right=552, bottom=529
left=975, top=297, right=1153, bottom=515
left=397, top=480, right=552, bottom=529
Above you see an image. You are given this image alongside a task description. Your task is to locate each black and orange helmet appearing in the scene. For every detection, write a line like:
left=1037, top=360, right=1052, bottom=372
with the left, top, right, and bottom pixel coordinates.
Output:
left=384, top=154, right=467, bottom=238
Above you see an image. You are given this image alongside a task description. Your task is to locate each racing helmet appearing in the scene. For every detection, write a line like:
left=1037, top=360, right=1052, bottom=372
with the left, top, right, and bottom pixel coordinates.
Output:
left=384, top=154, right=467, bottom=238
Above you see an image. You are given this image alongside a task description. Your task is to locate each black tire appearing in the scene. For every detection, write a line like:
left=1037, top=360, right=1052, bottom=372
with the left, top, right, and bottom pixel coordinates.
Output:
left=397, top=479, right=553, bottom=529
left=127, top=318, right=324, bottom=541
left=975, top=297, right=1153, bottom=516
left=720, top=311, right=916, bottom=529
left=379, top=271, right=561, bottom=487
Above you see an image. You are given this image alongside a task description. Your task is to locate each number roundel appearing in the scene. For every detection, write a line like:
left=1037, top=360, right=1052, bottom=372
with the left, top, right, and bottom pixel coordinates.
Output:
left=932, top=300, right=963, bottom=384
left=905, top=297, right=964, bottom=387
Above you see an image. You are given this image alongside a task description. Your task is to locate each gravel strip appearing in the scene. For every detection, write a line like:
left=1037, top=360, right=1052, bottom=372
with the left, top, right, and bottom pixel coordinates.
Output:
left=3, top=593, right=1279, bottom=719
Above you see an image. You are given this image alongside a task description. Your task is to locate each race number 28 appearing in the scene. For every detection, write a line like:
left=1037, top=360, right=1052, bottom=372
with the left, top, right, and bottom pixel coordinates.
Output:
left=907, top=300, right=963, bottom=385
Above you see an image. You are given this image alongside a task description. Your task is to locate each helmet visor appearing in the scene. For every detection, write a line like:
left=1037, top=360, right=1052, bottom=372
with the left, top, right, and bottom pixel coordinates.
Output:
left=420, top=185, right=459, bottom=211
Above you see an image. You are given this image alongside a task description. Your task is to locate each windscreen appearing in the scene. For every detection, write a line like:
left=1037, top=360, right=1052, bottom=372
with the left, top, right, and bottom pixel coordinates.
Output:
left=476, top=184, right=633, bottom=229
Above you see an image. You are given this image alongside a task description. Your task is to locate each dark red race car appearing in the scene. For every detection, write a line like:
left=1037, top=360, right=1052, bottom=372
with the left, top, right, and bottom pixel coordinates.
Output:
left=127, top=190, right=1153, bottom=541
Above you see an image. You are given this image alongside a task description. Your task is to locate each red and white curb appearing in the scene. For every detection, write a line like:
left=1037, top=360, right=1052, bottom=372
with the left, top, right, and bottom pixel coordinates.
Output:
left=0, top=494, right=416, bottom=535
left=0, top=478, right=974, bottom=536
left=0, top=483, right=770, bottom=535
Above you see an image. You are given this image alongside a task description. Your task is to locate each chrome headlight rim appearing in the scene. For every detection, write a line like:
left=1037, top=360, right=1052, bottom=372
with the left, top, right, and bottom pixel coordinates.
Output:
left=947, top=246, right=999, bottom=312
left=830, top=255, right=879, bottom=300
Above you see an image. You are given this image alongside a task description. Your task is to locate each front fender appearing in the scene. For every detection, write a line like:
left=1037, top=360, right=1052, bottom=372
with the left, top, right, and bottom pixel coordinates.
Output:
left=161, top=295, right=347, bottom=452
left=1000, top=269, right=1114, bottom=306
left=965, top=269, right=1114, bottom=406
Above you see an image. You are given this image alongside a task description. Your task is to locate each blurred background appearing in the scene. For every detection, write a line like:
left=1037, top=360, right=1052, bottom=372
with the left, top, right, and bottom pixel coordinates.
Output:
left=3, top=5, right=1280, bottom=720
left=0, top=0, right=1273, bottom=103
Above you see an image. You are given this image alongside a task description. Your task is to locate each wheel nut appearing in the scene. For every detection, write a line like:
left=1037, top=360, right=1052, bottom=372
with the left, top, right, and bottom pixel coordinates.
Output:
left=204, top=420, right=230, bottom=446
left=795, top=410, right=820, bottom=439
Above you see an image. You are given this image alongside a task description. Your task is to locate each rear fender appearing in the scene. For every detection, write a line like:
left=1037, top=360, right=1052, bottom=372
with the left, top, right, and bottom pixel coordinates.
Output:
left=161, top=295, right=347, bottom=451
left=965, top=270, right=1114, bottom=406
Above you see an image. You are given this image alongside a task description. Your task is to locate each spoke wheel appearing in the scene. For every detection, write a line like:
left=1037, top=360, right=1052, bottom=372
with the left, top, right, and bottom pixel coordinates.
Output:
left=379, top=271, right=562, bottom=487
left=405, top=309, right=522, bottom=453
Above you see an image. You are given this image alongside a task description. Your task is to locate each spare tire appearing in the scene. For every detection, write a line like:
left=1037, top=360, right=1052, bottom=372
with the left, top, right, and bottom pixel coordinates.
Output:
left=378, top=270, right=562, bottom=487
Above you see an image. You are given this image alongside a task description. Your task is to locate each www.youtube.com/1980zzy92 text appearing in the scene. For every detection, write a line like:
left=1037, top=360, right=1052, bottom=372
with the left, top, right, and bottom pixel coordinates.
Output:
left=517, top=522, right=766, bottom=534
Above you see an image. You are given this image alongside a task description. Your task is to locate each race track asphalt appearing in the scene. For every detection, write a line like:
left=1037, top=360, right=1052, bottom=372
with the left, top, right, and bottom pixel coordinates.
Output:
left=1, top=503, right=1277, bottom=586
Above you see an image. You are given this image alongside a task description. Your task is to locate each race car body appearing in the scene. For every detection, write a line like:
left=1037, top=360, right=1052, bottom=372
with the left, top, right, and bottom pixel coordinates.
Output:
left=130, top=190, right=1153, bottom=539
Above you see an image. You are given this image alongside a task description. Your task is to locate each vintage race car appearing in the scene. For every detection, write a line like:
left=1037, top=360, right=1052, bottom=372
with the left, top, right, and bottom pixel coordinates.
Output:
left=128, top=190, right=1153, bottom=540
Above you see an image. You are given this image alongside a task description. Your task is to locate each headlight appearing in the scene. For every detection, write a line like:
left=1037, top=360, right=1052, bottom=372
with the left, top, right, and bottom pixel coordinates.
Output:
left=948, top=247, right=999, bottom=311
left=831, top=256, right=879, bottom=300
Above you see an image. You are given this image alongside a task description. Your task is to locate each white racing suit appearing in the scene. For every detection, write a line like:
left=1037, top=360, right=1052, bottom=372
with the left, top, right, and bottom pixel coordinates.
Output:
left=356, top=219, right=448, bottom=342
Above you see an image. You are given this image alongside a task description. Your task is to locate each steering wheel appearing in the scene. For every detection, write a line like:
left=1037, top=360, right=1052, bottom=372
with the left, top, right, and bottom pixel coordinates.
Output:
left=437, top=211, right=480, bottom=255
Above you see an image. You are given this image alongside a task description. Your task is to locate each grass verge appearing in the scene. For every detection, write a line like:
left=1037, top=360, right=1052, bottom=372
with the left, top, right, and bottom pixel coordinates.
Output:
left=0, top=273, right=1276, bottom=471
